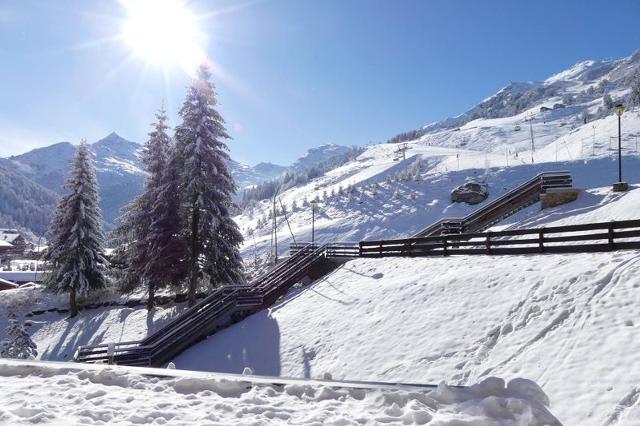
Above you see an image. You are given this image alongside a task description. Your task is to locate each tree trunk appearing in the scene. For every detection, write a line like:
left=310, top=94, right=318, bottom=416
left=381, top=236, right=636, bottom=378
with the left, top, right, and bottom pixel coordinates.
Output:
left=188, top=204, right=199, bottom=307
left=69, top=286, right=78, bottom=317
left=147, top=282, right=155, bottom=311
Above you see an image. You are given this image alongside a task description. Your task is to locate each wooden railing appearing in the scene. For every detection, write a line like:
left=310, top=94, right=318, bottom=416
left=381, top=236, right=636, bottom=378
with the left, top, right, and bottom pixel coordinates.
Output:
left=413, top=171, right=573, bottom=237
left=360, top=219, right=640, bottom=258
left=75, top=244, right=332, bottom=366
left=289, top=242, right=360, bottom=258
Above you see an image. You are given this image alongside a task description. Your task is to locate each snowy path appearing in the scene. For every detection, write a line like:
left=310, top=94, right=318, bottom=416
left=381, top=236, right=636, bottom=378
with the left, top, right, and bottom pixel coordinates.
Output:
left=0, top=359, right=559, bottom=425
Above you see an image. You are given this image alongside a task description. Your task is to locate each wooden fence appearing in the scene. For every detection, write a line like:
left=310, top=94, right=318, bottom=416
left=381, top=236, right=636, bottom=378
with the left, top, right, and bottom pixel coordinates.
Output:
left=360, top=219, right=640, bottom=257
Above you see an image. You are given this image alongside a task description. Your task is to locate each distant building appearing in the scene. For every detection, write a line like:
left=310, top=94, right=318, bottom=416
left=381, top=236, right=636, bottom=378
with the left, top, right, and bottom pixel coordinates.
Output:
left=553, top=103, right=565, bottom=109
left=0, top=229, right=28, bottom=253
left=540, top=106, right=552, bottom=112
left=0, top=240, right=13, bottom=254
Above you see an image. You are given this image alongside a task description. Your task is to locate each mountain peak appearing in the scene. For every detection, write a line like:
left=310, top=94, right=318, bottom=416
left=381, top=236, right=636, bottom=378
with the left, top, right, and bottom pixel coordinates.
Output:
left=93, top=132, right=137, bottom=147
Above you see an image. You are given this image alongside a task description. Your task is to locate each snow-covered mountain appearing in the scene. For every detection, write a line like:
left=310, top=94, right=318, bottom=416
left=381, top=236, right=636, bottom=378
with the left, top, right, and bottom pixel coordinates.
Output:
left=1, top=133, right=349, bottom=231
left=388, top=50, right=640, bottom=146
left=236, top=49, right=640, bottom=263
left=288, top=144, right=354, bottom=172
left=5, top=133, right=146, bottom=227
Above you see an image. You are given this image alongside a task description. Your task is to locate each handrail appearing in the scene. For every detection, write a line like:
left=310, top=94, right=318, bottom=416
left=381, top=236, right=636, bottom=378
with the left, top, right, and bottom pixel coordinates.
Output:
left=413, top=171, right=572, bottom=237
left=76, top=243, right=331, bottom=366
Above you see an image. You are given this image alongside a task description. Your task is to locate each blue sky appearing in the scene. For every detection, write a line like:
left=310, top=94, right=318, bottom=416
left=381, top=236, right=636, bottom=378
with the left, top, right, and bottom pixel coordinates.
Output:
left=1, top=0, right=640, bottom=165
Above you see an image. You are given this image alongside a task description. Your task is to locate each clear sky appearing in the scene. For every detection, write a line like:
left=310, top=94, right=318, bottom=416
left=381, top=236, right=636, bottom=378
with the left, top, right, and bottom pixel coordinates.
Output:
left=1, top=0, right=640, bottom=165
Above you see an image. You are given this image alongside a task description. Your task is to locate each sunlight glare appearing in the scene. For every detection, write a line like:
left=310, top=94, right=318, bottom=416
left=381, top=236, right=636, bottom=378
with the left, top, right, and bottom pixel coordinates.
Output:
left=120, top=0, right=206, bottom=74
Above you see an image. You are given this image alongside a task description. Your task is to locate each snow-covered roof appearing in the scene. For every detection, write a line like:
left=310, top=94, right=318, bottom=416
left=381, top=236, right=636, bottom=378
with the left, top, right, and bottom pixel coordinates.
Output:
left=0, top=240, right=13, bottom=248
left=0, top=277, right=18, bottom=290
left=0, top=229, right=22, bottom=244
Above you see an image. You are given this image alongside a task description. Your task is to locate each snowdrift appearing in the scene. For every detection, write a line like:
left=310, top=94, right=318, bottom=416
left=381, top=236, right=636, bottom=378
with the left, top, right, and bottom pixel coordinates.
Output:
left=0, top=359, right=560, bottom=425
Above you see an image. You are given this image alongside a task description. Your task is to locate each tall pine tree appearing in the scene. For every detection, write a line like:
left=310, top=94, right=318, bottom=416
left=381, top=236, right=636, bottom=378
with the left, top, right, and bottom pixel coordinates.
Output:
left=44, top=142, right=107, bottom=317
left=114, top=106, right=186, bottom=310
left=144, top=139, right=188, bottom=308
left=173, top=64, right=244, bottom=306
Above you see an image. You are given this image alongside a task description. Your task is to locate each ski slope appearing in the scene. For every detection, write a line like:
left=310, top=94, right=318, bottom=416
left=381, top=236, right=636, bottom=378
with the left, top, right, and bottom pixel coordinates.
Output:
left=237, top=105, right=640, bottom=266
left=179, top=184, right=640, bottom=425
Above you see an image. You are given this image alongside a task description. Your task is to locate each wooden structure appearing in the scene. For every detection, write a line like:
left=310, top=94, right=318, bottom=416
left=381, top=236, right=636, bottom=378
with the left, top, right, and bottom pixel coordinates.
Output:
left=75, top=244, right=344, bottom=366
left=360, top=219, right=640, bottom=258
left=413, top=171, right=573, bottom=238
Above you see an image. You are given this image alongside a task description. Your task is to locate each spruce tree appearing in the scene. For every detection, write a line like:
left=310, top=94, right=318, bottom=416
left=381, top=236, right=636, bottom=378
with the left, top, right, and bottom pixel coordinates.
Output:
left=145, top=149, right=187, bottom=306
left=44, top=142, right=107, bottom=316
left=173, top=64, right=244, bottom=306
left=113, top=106, right=184, bottom=309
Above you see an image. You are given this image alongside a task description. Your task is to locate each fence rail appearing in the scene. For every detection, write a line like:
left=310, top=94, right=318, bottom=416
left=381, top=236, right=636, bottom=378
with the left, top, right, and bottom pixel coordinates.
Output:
left=360, top=219, right=640, bottom=258
left=289, top=242, right=359, bottom=258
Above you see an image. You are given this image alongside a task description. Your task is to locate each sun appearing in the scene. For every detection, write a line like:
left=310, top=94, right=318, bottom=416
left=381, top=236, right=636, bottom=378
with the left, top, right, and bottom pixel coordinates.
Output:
left=120, top=0, right=206, bottom=74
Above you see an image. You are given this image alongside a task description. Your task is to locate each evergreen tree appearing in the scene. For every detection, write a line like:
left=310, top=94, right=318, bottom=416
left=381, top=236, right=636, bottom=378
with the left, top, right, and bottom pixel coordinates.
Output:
left=626, top=71, right=640, bottom=107
left=113, top=106, right=186, bottom=310
left=0, top=318, right=37, bottom=359
left=44, top=142, right=107, bottom=316
left=173, top=64, right=244, bottom=306
left=145, top=154, right=188, bottom=306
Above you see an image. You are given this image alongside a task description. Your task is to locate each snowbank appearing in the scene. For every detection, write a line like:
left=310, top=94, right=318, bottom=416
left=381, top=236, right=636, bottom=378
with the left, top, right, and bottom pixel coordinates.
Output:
left=0, top=359, right=560, bottom=425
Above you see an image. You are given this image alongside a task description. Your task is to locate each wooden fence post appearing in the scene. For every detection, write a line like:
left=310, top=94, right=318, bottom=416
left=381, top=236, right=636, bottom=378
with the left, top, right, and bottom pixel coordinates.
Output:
left=379, top=242, right=383, bottom=257
left=358, top=242, right=364, bottom=257
left=485, top=235, right=491, bottom=254
left=538, top=229, right=544, bottom=253
left=608, top=222, right=615, bottom=250
left=442, top=237, right=448, bottom=256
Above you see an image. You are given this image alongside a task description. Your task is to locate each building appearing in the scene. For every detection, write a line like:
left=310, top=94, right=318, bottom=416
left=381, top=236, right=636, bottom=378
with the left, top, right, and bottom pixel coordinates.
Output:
left=0, top=240, right=13, bottom=254
left=0, top=229, right=28, bottom=253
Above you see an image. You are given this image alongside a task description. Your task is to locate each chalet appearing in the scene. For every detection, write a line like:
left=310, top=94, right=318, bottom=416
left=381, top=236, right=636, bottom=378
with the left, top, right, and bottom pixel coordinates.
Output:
left=0, top=240, right=13, bottom=254
left=0, top=229, right=28, bottom=253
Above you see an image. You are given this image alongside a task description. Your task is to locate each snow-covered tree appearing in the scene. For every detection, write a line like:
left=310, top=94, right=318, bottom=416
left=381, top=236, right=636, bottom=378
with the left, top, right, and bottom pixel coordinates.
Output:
left=44, top=142, right=107, bottom=317
left=603, top=93, right=614, bottom=111
left=113, top=106, right=182, bottom=310
left=173, top=64, right=244, bottom=306
left=0, top=318, right=37, bottom=359
left=626, top=72, right=640, bottom=107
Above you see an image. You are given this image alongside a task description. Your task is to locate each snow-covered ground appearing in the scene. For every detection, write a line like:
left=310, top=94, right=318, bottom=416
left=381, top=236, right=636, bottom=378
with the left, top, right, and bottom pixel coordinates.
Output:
left=176, top=185, right=640, bottom=425
left=0, top=359, right=560, bottom=425
left=0, top=287, right=188, bottom=362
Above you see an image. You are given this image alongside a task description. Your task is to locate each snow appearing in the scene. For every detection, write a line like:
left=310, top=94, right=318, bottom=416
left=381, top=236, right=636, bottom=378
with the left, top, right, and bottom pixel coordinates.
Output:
left=0, top=359, right=560, bottom=425
left=178, top=184, right=640, bottom=425
left=0, top=286, right=188, bottom=362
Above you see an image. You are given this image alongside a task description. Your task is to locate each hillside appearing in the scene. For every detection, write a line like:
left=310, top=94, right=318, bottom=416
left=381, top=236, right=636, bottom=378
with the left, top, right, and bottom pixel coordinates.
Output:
left=236, top=50, right=640, bottom=263
left=0, top=162, right=58, bottom=236
left=177, top=184, right=640, bottom=425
